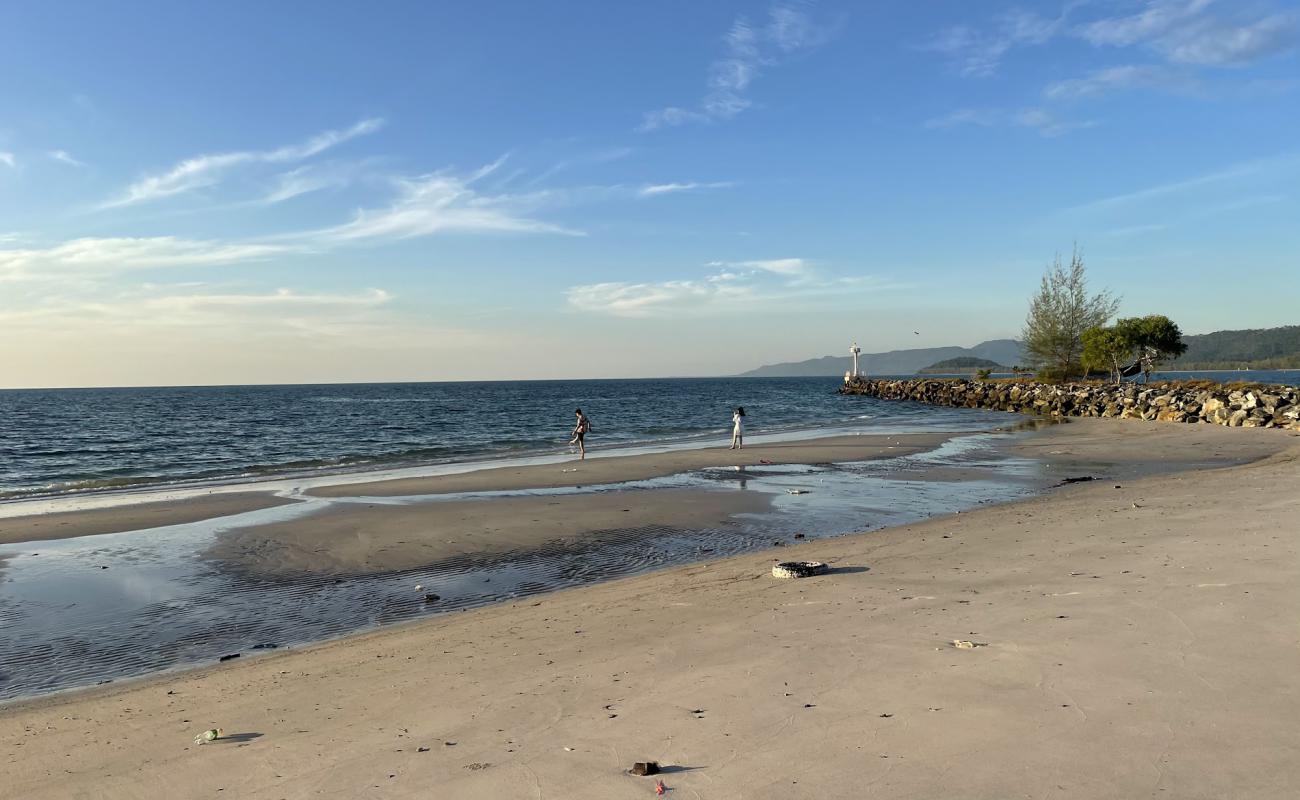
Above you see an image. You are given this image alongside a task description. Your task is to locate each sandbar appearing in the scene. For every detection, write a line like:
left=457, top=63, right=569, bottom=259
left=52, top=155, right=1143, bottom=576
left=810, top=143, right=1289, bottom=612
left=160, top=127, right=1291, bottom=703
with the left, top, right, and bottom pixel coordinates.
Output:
left=306, top=432, right=954, bottom=497
left=0, top=492, right=298, bottom=545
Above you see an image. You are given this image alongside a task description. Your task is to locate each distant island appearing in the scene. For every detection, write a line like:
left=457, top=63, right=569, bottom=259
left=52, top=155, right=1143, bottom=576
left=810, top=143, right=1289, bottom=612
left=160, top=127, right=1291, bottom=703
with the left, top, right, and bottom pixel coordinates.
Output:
left=739, top=325, right=1300, bottom=377
left=738, top=339, right=1024, bottom=377
left=918, top=357, right=1010, bottom=374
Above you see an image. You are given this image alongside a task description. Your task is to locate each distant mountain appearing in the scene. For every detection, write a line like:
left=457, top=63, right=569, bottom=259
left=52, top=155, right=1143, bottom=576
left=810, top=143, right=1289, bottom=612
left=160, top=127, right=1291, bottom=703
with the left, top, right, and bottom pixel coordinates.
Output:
left=919, top=357, right=1008, bottom=374
left=1170, top=325, right=1300, bottom=370
left=737, top=339, right=1025, bottom=377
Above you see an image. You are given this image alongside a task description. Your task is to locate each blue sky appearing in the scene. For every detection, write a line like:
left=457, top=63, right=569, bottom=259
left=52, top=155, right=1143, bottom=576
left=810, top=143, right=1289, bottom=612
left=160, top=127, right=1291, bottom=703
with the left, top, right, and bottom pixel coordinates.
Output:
left=1, top=0, right=1297, bottom=387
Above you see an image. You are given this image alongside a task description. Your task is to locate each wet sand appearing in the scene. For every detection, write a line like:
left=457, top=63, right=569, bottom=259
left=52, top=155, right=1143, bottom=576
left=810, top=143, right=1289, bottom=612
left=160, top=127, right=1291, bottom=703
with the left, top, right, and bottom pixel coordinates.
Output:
left=306, top=433, right=952, bottom=497
left=0, top=492, right=298, bottom=545
left=209, top=488, right=773, bottom=576
left=0, top=433, right=947, bottom=546
left=3, top=420, right=1298, bottom=798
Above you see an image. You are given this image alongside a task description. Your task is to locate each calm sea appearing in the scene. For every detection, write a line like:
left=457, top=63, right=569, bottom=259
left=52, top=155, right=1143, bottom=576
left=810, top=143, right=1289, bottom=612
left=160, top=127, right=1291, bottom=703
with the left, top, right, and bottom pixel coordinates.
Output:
left=2, top=371, right=1293, bottom=502
left=0, top=377, right=936, bottom=500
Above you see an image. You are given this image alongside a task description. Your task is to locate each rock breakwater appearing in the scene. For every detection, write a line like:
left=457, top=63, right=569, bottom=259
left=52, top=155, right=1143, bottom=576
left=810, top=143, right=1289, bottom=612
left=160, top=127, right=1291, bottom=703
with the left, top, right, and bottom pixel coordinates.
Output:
left=840, top=378, right=1300, bottom=430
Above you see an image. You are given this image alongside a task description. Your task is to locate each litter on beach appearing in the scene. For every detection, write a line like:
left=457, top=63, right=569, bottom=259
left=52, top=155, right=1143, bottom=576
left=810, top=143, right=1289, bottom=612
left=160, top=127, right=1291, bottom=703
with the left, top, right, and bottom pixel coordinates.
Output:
left=193, top=728, right=223, bottom=745
left=772, top=561, right=829, bottom=579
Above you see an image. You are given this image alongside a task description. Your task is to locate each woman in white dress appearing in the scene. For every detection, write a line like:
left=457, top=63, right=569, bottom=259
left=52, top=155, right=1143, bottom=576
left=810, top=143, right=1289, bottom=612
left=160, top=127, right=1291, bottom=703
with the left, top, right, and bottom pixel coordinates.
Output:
left=730, top=406, right=745, bottom=450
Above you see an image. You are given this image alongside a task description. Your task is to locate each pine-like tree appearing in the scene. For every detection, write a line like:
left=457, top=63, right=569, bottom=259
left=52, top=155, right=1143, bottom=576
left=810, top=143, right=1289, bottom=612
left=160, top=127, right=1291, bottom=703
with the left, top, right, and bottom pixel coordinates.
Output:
left=1022, top=247, right=1119, bottom=380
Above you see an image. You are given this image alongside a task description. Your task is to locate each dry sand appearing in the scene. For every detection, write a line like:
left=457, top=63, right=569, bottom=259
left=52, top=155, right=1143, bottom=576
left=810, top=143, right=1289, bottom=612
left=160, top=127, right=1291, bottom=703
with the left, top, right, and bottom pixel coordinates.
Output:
left=3, top=421, right=1299, bottom=799
left=209, top=488, right=772, bottom=576
left=306, top=433, right=953, bottom=497
left=0, top=492, right=297, bottom=545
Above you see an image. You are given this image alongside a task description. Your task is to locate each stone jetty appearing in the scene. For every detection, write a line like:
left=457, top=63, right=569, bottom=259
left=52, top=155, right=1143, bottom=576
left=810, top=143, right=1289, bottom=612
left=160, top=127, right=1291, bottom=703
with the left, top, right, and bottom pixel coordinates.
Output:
left=840, top=378, right=1300, bottom=430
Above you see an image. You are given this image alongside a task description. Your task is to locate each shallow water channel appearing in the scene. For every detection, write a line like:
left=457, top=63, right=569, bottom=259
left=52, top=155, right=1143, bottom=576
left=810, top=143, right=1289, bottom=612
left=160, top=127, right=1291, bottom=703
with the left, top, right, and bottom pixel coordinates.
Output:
left=0, top=428, right=1056, bottom=702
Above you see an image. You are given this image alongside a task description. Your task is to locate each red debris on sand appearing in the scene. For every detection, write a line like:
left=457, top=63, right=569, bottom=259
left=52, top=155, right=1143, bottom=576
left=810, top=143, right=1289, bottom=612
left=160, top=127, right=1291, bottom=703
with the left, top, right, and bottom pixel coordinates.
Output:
left=655, top=779, right=667, bottom=795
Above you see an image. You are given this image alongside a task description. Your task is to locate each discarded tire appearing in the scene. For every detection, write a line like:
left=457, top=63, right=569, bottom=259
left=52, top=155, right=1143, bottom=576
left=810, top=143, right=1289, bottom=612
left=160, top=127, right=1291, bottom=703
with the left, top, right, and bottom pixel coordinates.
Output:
left=772, top=561, right=829, bottom=579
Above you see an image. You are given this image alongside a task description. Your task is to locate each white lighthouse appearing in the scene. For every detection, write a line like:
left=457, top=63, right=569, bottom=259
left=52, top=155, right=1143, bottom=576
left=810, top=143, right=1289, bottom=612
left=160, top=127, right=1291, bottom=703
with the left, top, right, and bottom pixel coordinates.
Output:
left=850, top=341, right=862, bottom=378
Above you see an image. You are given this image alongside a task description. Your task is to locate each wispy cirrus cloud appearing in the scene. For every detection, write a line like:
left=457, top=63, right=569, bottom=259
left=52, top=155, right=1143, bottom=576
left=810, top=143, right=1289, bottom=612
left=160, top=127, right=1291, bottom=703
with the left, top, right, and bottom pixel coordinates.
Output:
left=259, top=158, right=382, bottom=205
left=1160, top=12, right=1300, bottom=65
left=567, top=258, right=906, bottom=318
left=49, top=150, right=86, bottom=167
left=924, top=108, right=1001, bottom=129
left=523, top=147, right=633, bottom=188
left=312, top=164, right=583, bottom=241
left=1077, top=0, right=1300, bottom=66
left=0, top=152, right=15, bottom=168
left=638, top=181, right=734, bottom=196
left=1044, top=64, right=1200, bottom=99
left=926, top=107, right=1095, bottom=137
left=930, top=1, right=1300, bottom=101
left=926, top=5, right=1081, bottom=77
left=0, top=285, right=395, bottom=340
left=1078, top=0, right=1213, bottom=47
left=1067, top=152, right=1300, bottom=213
left=102, top=117, right=385, bottom=209
left=0, top=236, right=293, bottom=282
left=706, top=257, right=810, bottom=276
left=640, top=4, right=833, bottom=131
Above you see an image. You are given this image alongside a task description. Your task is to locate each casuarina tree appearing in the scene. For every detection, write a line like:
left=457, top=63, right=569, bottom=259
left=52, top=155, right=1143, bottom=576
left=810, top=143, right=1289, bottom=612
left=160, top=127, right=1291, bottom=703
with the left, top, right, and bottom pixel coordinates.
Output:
left=1022, top=247, right=1119, bottom=380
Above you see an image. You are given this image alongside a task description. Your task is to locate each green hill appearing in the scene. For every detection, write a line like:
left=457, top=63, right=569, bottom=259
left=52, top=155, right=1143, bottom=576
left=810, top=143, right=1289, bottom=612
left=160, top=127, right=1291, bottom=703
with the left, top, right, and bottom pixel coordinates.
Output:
left=1171, top=325, right=1300, bottom=369
left=918, top=357, right=1008, bottom=374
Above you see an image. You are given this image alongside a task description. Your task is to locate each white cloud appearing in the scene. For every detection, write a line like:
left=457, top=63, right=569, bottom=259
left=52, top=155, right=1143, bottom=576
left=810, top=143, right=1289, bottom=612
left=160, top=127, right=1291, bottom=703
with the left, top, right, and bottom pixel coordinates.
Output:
left=1065, top=152, right=1300, bottom=212
left=708, top=257, right=810, bottom=276
left=567, top=259, right=904, bottom=317
left=1079, top=0, right=1213, bottom=47
left=926, top=6, right=1077, bottom=77
left=48, top=150, right=86, bottom=167
left=314, top=166, right=582, bottom=241
left=0, top=285, right=395, bottom=340
left=524, top=146, right=633, bottom=188
left=1162, top=12, right=1300, bottom=65
left=926, top=107, right=1095, bottom=137
left=567, top=278, right=752, bottom=317
left=0, top=236, right=292, bottom=282
left=924, top=108, right=1002, bottom=129
left=102, top=117, right=384, bottom=208
left=640, top=4, right=832, bottom=130
left=931, top=1, right=1299, bottom=93
left=261, top=166, right=338, bottom=204
left=1045, top=64, right=1199, bottom=99
left=1078, top=1, right=1300, bottom=66
left=0, top=152, right=15, bottom=168
left=638, top=181, right=733, bottom=196
left=1014, top=108, right=1098, bottom=137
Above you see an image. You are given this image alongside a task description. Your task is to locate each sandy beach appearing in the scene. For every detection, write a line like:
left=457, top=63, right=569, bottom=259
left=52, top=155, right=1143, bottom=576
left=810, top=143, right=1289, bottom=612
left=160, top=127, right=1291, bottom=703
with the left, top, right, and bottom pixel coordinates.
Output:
left=2, top=420, right=1298, bottom=799
left=0, top=432, right=947, bottom=547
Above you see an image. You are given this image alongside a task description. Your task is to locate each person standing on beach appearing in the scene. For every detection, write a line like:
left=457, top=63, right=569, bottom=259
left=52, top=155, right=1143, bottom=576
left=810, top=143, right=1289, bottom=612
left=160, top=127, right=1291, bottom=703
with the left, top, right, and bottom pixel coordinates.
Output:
left=570, top=408, right=592, bottom=460
left=730, top=406, right=745, bottom=449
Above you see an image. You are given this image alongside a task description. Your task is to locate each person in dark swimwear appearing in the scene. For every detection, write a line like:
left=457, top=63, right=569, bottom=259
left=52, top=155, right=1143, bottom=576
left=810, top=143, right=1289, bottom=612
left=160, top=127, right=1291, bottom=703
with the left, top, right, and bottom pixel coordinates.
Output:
left=570, top=408, right=592, bottom=460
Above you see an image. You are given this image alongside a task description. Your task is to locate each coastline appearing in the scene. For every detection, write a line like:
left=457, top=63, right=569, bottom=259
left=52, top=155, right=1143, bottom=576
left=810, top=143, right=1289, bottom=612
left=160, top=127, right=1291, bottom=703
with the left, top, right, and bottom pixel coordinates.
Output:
left=3, top=419, right=1298, bottom=798
left=0, top=492, right=298, bottom=546
left=0, top=432, right=952, bottom=545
